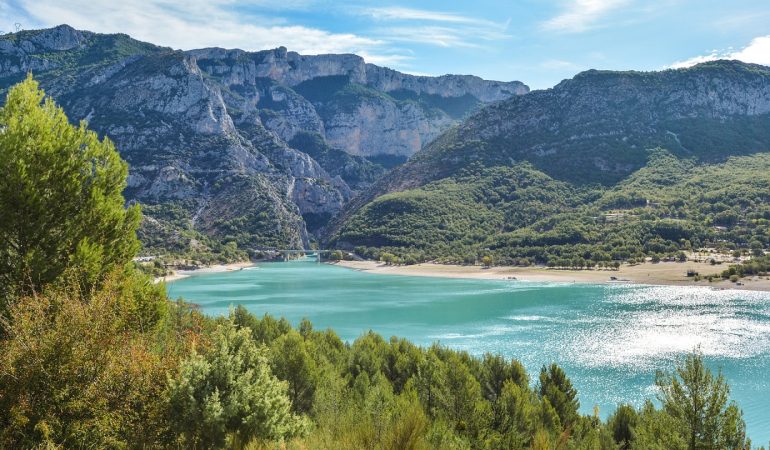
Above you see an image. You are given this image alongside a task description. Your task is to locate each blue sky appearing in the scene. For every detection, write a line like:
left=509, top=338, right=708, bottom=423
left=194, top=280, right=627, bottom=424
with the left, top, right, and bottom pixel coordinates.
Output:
left=2, top=0, right=769, bottom=89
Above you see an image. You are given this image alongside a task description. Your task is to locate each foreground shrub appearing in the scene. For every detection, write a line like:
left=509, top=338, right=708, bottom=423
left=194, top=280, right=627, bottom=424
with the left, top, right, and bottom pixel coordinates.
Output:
left=167, top=318, right=310, bottom=448
left=0, top=277, right=176, bottom=448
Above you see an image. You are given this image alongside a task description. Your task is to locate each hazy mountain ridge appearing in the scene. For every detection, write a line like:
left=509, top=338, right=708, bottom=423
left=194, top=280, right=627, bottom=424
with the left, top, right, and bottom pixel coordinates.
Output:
left=0, top=25, right=526, bottom=256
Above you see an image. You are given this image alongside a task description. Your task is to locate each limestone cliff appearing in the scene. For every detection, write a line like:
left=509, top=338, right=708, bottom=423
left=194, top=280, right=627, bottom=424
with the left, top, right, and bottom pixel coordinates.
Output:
left=190, top=46, right=528, bottom=159
left=0, top=25, right=525, bottom=254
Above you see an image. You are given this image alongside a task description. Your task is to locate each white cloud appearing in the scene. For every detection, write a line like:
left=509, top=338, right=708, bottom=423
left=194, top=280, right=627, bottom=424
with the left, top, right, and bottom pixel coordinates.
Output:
left=9, top=0, right=396, bottom=58
left=542, top=0, right=630, bottom=33
left=354, top=50, right=413, bottom=67
left=363, top=6, right=494, bottom=26
left=669, top=35, right=770, bottom=69
left=714, top=11, right=770, bottom=32
left=732, top=35, right=770, bottom=65
left=398, top=69, right=435, bottom=77
left=540, top=59, right=581, bottom=70
left=381, top=25, right=509, bottom=49
left=383, top=26, right=473, bottom=48
left=359, top=6, right=511, bottom=48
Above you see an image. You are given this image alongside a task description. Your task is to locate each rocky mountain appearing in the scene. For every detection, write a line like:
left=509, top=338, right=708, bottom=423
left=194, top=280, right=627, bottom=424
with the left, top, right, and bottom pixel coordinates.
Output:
left=0, top=25, right=526, bottom=257
left=354, top=61, right=770, bottom=195
left=332, top=61, right=770, bottom=264
left=189, top=47, right=527, bottom=161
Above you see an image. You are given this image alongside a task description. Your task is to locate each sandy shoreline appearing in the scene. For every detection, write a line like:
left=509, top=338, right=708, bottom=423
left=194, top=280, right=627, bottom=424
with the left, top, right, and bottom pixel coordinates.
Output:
left=154, top=258, right=770, bottom=292
left=333, top=260, right=770, bottom=292
left=155, top=261, right=254, bottom=284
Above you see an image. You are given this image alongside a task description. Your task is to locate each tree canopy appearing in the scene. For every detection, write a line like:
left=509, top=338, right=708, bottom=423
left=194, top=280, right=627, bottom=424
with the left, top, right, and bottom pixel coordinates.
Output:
left=0, top=74, right=140, bottom=303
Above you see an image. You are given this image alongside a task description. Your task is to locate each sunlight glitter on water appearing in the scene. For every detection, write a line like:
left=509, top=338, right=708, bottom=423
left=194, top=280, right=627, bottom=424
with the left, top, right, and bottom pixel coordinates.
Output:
left=570, top=286, right=770, bottom=370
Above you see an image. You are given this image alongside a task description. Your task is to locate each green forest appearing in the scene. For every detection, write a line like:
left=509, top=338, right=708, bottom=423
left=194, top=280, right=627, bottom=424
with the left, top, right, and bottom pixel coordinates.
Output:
left=332, top=62, right=770, bottom=272
left=336, top=150, right=770, bottom=270
left=0, top=76, right=763, bottom=449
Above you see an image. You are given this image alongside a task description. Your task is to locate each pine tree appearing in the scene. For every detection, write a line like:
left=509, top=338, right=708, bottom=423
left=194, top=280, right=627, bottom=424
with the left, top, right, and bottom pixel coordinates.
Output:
left=167, top=319, right=309, bottom=447
left=270, top=329, right=318, bottom=413
left=656, top=351, right=748, bottom=450
left=538, top=363, right=580, bottom=428
left=0, top=74, right=140, bottom=304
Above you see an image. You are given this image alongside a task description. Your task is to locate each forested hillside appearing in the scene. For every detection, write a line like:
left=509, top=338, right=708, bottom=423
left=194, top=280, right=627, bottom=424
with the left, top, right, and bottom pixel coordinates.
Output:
left=332, top=61, right=770, bottom=265
left=336, top=151, right=770, bottom=265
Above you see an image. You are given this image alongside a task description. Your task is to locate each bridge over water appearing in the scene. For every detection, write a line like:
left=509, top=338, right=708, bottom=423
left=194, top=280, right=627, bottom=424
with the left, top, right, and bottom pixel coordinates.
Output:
left=253, top=249, right=347, bottom=263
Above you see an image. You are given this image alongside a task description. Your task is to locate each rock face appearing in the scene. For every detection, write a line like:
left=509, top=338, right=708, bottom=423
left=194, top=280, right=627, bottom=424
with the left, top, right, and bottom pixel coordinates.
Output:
left=0, top=25, right=526, bottom=254
left=189, top=47, right=528, bottom=159
left=365, top=65, right=527, bottom=102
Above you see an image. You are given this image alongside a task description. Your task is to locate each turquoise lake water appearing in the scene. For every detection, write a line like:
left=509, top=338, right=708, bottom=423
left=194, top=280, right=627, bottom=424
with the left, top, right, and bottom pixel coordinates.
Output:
left=167, top=260, right=770, bottom=443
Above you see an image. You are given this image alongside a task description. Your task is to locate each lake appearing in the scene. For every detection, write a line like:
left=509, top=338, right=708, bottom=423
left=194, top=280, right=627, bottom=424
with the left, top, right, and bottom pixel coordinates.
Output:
left=167, top=260, right=770, bottom=443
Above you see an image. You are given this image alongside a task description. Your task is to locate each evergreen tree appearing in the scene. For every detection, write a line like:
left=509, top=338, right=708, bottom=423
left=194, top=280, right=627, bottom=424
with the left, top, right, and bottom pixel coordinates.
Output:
left=608, top=403, right=638, bottom=449
left=270, top=329, right=318, bottom=413
left=0, top=75, right=140, bottom=304
left=497, top=379, right=536, bottom=447
left=442, top=353, right=482, bottom=431
left=538, top=363, right=580, bottom=428
left=167, top=319, right=308, bottom=447
left=656, top=351, right=748, bottom=450
left=412, top=349, right=447, bottom=418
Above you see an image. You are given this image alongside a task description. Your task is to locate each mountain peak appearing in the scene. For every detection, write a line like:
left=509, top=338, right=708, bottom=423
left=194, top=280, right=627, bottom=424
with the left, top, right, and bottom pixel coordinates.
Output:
left=15, top=24, right=87, bottom=52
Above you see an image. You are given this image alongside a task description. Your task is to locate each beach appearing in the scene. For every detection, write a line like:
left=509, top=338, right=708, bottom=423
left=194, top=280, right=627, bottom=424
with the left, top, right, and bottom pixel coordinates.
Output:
left=333, top=260, right=770, bottom=291
left=155, top=258, right=770, bottom=292
left=155, top=261, right=254, bottom=283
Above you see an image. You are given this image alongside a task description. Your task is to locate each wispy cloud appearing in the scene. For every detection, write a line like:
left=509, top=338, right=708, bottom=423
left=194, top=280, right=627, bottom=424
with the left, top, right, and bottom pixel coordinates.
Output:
left=363, top=6, right=494, bottom=26
left=397, top=69, right=435, bottom=77
left=540, top=59, right=581, bottom=70
left=7, top=0, right=396, bottom=59
left=668, top=35, right=770, bottom=69
left=358, top=6, right=512, bottom=48
left=0, top=4, right=21, bottom=34
left=382, top=25, right=509, bottom=49
left=354, top=50, right=414, bottom=67
left=714, top=10, right=770, bottom=32
left=6, top=0, right=515, bottom=72
left=542, top=0, right=630, bottom=33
